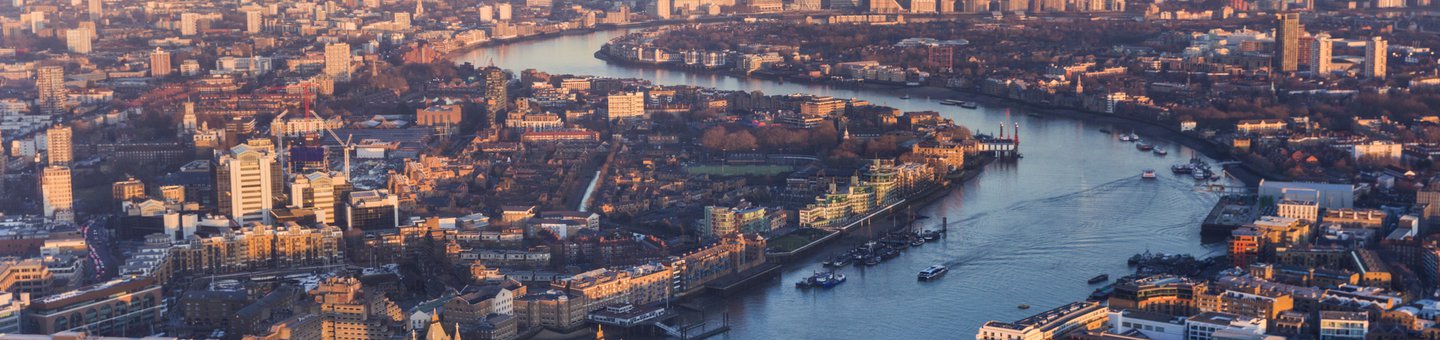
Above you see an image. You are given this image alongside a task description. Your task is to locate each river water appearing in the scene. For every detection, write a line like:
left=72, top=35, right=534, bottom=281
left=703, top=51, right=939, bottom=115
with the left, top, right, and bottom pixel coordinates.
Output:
left=455, top=29, right=1227, bottom=339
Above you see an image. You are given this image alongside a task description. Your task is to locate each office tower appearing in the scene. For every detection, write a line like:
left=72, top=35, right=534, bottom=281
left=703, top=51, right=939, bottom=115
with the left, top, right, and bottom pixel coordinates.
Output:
left=150, top=47, right=171, bottom=78
left=1311, top=33, right=1331, bottom=75
left=216, top=142, right=282, bottom=225
left=65, top=28, right=91, bottom=54
left=87, top=0, right=101, bottom=20
left=1274, top=13, right=1300, bottom=72
left=483, top=67, right=507, bottom=127
left=497, top=3, right=512, bottom=20
left=46, top=124, right=71, bottom=166
left=180, top=12, right=198, bottom=36
left=345, top=190, right=398, bottom=230
left=479, top=5, right=494, bottom=22
left=292, top=171, right=347, bottom=225
left=36, top=66, right=65, bottom=116
left=1365, top=36, right=1387, bottom=80
left=245, top=9, right=262, bottom=33
left=324, top=42, right=351, bottom=82
left=649, top=0, right=671, bottom=19
left=41, top=166, right=74, bottom=223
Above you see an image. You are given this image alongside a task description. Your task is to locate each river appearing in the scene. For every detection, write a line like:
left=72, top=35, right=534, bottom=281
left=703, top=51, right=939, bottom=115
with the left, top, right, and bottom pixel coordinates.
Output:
left=454, top=29, right=1227, bottom=339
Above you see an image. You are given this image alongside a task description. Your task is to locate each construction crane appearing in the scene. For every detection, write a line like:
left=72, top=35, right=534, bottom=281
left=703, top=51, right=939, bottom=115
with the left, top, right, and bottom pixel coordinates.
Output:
left=291, top=82, right=358, bottom=182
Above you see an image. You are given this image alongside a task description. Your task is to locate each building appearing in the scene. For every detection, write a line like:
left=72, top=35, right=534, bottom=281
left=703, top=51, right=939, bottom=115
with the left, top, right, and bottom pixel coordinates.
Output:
left=701, top=203, right=781, bottom=238
left=1277, top=198, right=1319, bottom=222
left=1318, top=311, right=1367, bottom=340
left=555, top=263, right=672, bottom=312
left=0, top=292, right=28, bottom=333
left=976, top=301, right=1108, bottom=340
left=416, top=104, right=462, bottom=127
left=24, top=277, right=164, bottom=336
left=1274, top=13, right=1300, bottom=72
left=150, top=48, right=172, bottom=78
left=41, top=166, right=74, bottom=223
left=65, top=29, right=91, bottom=54
left=1107, top=309, right=1183, bottom=340
left=291, top=172, right=347, bottom=225
left=87, top=0, right=101, bottom=20
left=36, top=66, right=65, bottom=116
left=312, top=277, right=404, bottom=340
left=215, top=143, right=282, bottom=225
left=1258, top=180, right=1355, bottom=209
left=606, top=92, right=645, bottom=121
left=1108, top=275, right=1206, bottom=317
left=179, top=12, right=199, bottom=35
left=1311, top=33, right=1332, bottom=75
left=113, top=178, right=146, bottom=202
left=648, top=0, right=671, bottom=19
left=513, top=290, right=586, bottom=331
left=324, top=42, right=352, bottom=82
left=1184, top=312, right=1267, bottom=340
left=245, top=9, right=263, bottom=34
left=345, top=189, right=399, bottom=231
left=0, top=258, right=54, bottom=296
left=483, top=67, right=508, bottom=125
left=1351, top=141, right=1401, bottom=163
left=46, top=124, right=71, bottom=166
left=1364, top=36, right=1387, bottom=80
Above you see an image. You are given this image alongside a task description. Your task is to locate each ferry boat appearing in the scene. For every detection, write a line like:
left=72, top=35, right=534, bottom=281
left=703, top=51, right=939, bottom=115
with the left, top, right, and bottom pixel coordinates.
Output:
left=1153, top=148, right=1168, bottom=156
left=959, top=102, right=979, bottom=109
left=1141, top=169, right=1157, bottom=179
left=1088, top=274, right=1109, bottom=284
left=918, top=265, right=949, bottom=281
left=796, top=271, right=847, bottom=288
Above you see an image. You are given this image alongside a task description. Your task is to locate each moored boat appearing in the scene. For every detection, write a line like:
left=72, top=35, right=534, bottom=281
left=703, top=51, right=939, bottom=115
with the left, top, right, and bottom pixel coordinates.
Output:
left=1153, top=148, right=1168, bottom=156
left=1136, top=142, right=1154, bottom=151
left=918, top=265, right=949, bottom=281
left=1088, top=274, right=1109, bottom=284
left=959, top=101, right=979, bottom=109
left=939, top=99, right=962, bottom=106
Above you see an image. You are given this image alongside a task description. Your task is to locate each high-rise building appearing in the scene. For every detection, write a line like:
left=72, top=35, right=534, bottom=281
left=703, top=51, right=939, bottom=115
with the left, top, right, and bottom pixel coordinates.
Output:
left=65, top=28, right=91, bottom=54
left=46, top=124, right=71, bottom=166
left=648, top=0, right=671, bottom=19
left=483, top=67, right=508, bottom=127
left=606, top=91, right=645, bottom=120
left=497, top=3, right=512, bottom=20
left=292, top=171, right=347, bottom=225
left=150, top=47, right=171, bottom=78
left=41, top=166, right=74, bottom=223
left=36, top=66, right=66, bottom=116
left=215, top=142, right=282, bottom=225
left=87, top=0, right=101, bottom=20
left=1365, top=36, right=1387, bottom=80
left=180, top=12, right=199, bottom=36
left=324, top=42, right=351, bottom=82
left=245, top=9, right=263, bottom=33
left=345, top=189, right=398, bottom=231
left=1311, top=32, right=1331, bottom=75
left=1275, top=12, right=1300, bottom=73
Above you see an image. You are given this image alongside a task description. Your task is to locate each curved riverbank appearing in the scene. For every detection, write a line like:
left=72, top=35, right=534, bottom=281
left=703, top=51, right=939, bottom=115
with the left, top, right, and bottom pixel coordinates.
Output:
left=593, top=47, right=1276, bottom=186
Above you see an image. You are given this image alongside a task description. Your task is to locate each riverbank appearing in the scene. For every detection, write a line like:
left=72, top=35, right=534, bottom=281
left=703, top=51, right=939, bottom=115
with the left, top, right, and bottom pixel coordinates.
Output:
left=595, top=50, right=1276, bottom=187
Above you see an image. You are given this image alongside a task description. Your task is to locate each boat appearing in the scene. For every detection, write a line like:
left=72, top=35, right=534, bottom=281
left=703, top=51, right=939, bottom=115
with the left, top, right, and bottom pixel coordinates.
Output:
left=910, top=238, right=925, bottom=247
left=900, top=94, right=911, bottom=99
left=1136, top=142, right=1154, bottom=151
left=1017, top=304, right=1031, bottom=309
left=1088, top=274, right=1109, bottom=284
left=939, top=99, right=962, bottom=106
left=1141, top=169, right=1157, bottom=179
left=922, top=231, right=941, bottom=241
left=1099, top=129, right=1112, bottom=133
left=864, top=256, right=881, bottom=266
left=959, top=101, right=979, bottom=109
left=918, top=265, right=949, bottom=281
left=1153, top=148, right=1168, bottom=156
left=1170, top=164, right=1193, bottom=174
left=796, top=271, right=847, bottom=288
left=1192, top=171, right=1208, bottom=180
